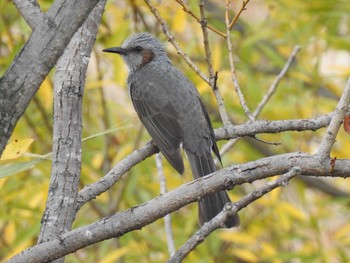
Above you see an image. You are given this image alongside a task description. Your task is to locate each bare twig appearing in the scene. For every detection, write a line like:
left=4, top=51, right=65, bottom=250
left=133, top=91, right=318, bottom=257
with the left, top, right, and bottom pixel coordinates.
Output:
left=251, top=135, right=281, bottom=146
left=167, top=166, right=300, bottom=262
left=214, top=72, right=233, bottom=126
left=155, top=154, right=176, bottom=256
left=175, top=0, right=226, bottom=38
left=317, top=77, right=350, bottom=159
left=220, top=45, right=300, bottom=155
left=198, top=1, right=231, bottom=126
left=143, top=0, right=210, bottom=84
left=198, top=1, right=215, bottom=89
left=228, top=0, right=250, bottom=31
left=216, top=113, right=333, bottom=140
left=225, top=0, right=254, bottom=121
left=219, top=138, right=238, bottom=157
left=76, top=141, right=159, bottom=210
left=253, top=45, right=301, bottom=118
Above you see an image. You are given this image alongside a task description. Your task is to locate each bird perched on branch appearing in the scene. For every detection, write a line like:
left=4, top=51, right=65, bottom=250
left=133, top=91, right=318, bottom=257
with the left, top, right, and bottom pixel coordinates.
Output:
left=103, top=32, right=239, bottom=228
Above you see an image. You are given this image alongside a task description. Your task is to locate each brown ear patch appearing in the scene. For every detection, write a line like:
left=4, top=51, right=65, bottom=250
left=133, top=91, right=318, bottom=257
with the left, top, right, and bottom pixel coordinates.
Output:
left=141, top=49, right=155, bottom=66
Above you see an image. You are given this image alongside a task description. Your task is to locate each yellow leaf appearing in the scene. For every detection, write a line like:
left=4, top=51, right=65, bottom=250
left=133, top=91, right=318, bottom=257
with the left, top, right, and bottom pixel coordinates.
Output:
left=233, top=248, right=258, bottom=262
left=261, top=242, right=277, bottom=258
left=268, top=183, right=281, bottom=203
left=172, top=9, right=186, bottom=33
left=99, top=247, right=129, bottom=263
left=91, top=153, right=103, bottom=169
left=289, top=71, right=313, bottom=84
left=334, top=223, right=350, bottom=240
left=212, top=42, right=222, bottom=69
left=29, top=190, right=47, bottom=208
left=280, top=201, right=306, bottom=221
left=4, top=221, right=16, bottom=244
left=1, top=138, right=35, bottom=161
left=3, top=239, right=32, bottom=262
left=219, top=231, right=256, bottom=245
left=38, top=77, right=53, bottom=109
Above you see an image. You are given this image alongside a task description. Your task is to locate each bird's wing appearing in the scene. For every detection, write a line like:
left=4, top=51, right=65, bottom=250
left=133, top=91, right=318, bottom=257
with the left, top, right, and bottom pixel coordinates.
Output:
left=129, top=82, right=184, bottom=174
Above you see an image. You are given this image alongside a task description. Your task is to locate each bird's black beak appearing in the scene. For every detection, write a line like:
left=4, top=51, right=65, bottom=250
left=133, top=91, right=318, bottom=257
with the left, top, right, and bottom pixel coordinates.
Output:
left=103, top=47, right=126, bottom=55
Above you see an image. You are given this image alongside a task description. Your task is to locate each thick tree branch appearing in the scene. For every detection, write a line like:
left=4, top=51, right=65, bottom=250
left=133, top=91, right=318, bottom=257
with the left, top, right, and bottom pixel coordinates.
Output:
left=317, top=77, right=350, bottom=159
left=76, top=114, right=331, bottom=209
left=215, top=114, right=332, bottom=140
left=7, top=153, right=350, bottom=263
left=12, top=0, right=44, bottom=30
left=243, top=136, right=350, bottom=198
left=168, top=167, right=300, bottom=262
left=38, top=1, right=107, bottom=255
left=0, top=0, right=99, bottom=156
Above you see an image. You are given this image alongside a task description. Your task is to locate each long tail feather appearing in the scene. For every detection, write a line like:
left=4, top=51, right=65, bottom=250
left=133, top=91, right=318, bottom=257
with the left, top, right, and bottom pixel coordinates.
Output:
left=186, top=150, right=240, bottom=228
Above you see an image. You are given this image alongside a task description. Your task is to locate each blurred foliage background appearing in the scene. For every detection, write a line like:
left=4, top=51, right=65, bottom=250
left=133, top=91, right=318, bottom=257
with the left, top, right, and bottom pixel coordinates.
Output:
left=1, top=0, right=350, bottom=262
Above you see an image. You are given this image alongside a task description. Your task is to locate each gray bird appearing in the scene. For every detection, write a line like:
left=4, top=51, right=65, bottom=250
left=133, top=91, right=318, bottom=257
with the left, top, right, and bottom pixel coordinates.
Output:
left=103, top=32, right=239, bottom=228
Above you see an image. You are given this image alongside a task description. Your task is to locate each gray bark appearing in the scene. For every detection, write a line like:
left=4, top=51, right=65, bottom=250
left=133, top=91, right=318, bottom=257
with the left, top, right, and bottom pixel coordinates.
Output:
left=0, top=0, right=100, bottom=156
left=36, top=2, right=107, bottom=263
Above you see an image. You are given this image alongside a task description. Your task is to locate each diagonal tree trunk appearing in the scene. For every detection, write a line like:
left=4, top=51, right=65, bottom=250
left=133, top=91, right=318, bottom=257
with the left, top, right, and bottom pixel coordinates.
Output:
left=0, top=0, right=100, bottom=156
left=37, top=1, right=107, bottom=263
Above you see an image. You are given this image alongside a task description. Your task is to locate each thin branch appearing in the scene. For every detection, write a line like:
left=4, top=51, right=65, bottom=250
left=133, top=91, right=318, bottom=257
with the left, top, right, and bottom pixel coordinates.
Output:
left=317, top=77, right=350, bottom=159
left=214, top=72, right=233, bottom=125
left=215, top=113, right=333, bottom=140
left=217, top=4, right=297, bottom=153
left=219, top=45, right=300, bottom=156
left=174, top=0, right=226, bottom=38
left=228, top=0, right=250, bottom=31
left=251, top=135, right=281, bottom=146
left=253, top=45, right=301, bottom=118
left=168, top=167, right=300, bottom=262
left=12, top=0, right=44, bottom=30
left=243, top=136, right=350, bottom=198
left=219, top=138, right=238, bottom=157
left=143, top=0, right=210, bottom=84
left=198, top=1, right=215, bottom=87
left=156, top=154, right=176, bottom=256
left=225, top=0, right=254, bottom=121
left=75, top=141, right=158, bottom=210
left=198, top=1, right=231, bottom=126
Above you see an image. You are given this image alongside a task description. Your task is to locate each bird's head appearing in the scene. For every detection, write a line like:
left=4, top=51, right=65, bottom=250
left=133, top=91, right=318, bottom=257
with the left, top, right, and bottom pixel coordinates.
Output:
left=103, top=32, right=171, bottom=72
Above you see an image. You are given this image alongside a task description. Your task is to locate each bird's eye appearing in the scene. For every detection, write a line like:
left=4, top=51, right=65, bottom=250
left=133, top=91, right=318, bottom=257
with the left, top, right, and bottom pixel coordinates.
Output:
left=135, top=46, right=143, bottom=52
